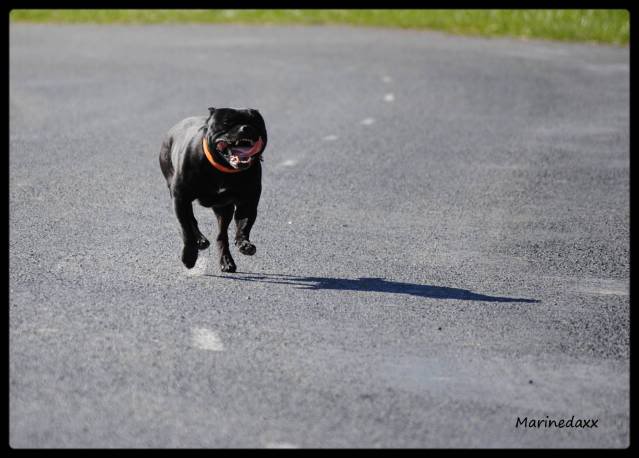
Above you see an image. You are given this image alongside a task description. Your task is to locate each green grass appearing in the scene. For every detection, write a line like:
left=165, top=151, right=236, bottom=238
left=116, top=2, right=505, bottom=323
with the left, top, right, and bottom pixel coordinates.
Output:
left=10, top=9, right=629, bottom=45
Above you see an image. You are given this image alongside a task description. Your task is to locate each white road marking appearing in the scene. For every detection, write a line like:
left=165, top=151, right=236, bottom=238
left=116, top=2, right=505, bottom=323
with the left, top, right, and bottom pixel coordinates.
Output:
left=384, top=93, right=395, bottom=102
left=579, top=287, right=629, bottom=296
left=265, top=442, right=298, bottom=449
left=281, top=159, right=297, bottom=166
left=192, top=327, right=224, bottom=351
left=382, top=75, right=393, bottom=83
left=360, top=117, right=375, bottom=126
left=574, top=278, right=628, bottom=296
left=583, top=63, right=629, bottom=74
left=323, top=134, right=338, bottom=141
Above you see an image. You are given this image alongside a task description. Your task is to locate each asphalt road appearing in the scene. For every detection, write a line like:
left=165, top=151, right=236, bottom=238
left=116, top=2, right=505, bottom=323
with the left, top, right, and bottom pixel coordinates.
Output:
left=9, top=24, right=629, bottom=448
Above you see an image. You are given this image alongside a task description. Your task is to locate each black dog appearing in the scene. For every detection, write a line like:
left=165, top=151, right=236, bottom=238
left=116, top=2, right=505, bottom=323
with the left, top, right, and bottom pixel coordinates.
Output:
left=159, top=107, right=267, bottom=272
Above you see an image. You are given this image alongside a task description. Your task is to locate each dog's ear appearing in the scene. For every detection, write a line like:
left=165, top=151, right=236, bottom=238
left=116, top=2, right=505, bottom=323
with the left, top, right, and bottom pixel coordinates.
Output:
left=248, top=109, right=264, bottom=122
left=248, top=109, right=265, bottom=130
left=205, top=107, right=216, bottom=125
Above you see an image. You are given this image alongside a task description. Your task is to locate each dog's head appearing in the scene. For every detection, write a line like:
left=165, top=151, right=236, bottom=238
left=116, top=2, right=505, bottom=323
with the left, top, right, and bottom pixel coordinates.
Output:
left=205, top=107, right=268, bottom=171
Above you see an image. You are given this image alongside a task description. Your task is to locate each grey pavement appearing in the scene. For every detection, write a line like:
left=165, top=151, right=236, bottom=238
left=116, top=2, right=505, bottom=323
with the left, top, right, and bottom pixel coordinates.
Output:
left=9, top=24, right=629, bottom=448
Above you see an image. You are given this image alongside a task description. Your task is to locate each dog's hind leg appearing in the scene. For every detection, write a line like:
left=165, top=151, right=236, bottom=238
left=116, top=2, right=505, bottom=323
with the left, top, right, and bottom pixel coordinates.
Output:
left=212, top=205, right=236, bottom=273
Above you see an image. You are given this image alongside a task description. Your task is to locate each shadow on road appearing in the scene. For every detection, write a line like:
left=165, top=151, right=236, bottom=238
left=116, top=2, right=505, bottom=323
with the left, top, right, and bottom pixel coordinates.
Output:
left=205, top=272, right=539, bottom=303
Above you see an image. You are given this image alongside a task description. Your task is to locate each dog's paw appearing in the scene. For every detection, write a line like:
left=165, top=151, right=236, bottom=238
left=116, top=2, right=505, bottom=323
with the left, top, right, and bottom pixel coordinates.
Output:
left=195, top=235, right=210, bottom=250
left=237, top=240, right=256, bottom=256
left=220, top=254, right=237, bottom=273
left=181, top=244, right=199, bottom=269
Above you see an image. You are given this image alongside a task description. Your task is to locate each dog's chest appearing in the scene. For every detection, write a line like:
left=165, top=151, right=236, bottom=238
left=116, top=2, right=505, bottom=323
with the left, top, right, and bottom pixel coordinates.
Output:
left=196, top=184, right=236, bottom=207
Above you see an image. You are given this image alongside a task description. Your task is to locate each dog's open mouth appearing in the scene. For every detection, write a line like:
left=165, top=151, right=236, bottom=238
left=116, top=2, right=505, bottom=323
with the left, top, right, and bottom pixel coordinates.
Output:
left=216, top=137, right=264, bottom=167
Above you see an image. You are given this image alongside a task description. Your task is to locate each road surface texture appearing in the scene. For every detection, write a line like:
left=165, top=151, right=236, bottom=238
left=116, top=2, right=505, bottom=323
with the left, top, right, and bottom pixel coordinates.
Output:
left=10, top=24, right=629, bottom=448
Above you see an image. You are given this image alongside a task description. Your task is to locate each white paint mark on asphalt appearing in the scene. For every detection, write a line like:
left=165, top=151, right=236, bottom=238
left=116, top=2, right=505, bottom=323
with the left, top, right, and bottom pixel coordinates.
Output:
left=384, top=93, right=395, bottom=102
left=281, top=159, right=297, bottom=167
left=599, top=289, right=629, bottom=296
left=382, top=75, right=393, bottom=83
left=360, top=117, right=375, bottom=126
left=192, top=327, right=224, bottom=351
left=265, top=442, right=298, bottom=449
left=323, top=134, right=338, bottom=141
left=579, top=287, right=629, bottom=296
left=287, top=221, right=292, bottom=225
left=574, top=278, right=628, bottom=296
left=583, top=63, right=629, bottom=74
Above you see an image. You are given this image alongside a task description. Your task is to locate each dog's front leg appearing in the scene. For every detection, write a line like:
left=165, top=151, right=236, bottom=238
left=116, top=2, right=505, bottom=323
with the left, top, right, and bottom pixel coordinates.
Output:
left=212, top=205, right=236, bottom=273
left=234, top=200, right=258, bottom=256
left=174, top=195, right=208, bottom=269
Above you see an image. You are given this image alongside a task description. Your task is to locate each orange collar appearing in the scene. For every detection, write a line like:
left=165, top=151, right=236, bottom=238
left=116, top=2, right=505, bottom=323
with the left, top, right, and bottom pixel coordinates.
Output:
left=202, top=137, right=245, bottom=173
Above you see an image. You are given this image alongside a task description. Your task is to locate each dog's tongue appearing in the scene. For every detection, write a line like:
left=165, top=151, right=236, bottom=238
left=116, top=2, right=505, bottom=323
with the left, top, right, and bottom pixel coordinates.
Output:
left=230, top=137, right=264, bottom=160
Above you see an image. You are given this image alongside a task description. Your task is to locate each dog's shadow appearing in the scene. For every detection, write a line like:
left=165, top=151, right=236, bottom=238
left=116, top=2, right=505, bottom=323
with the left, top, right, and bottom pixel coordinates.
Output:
left=205, top=272, right=539, bottom=303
